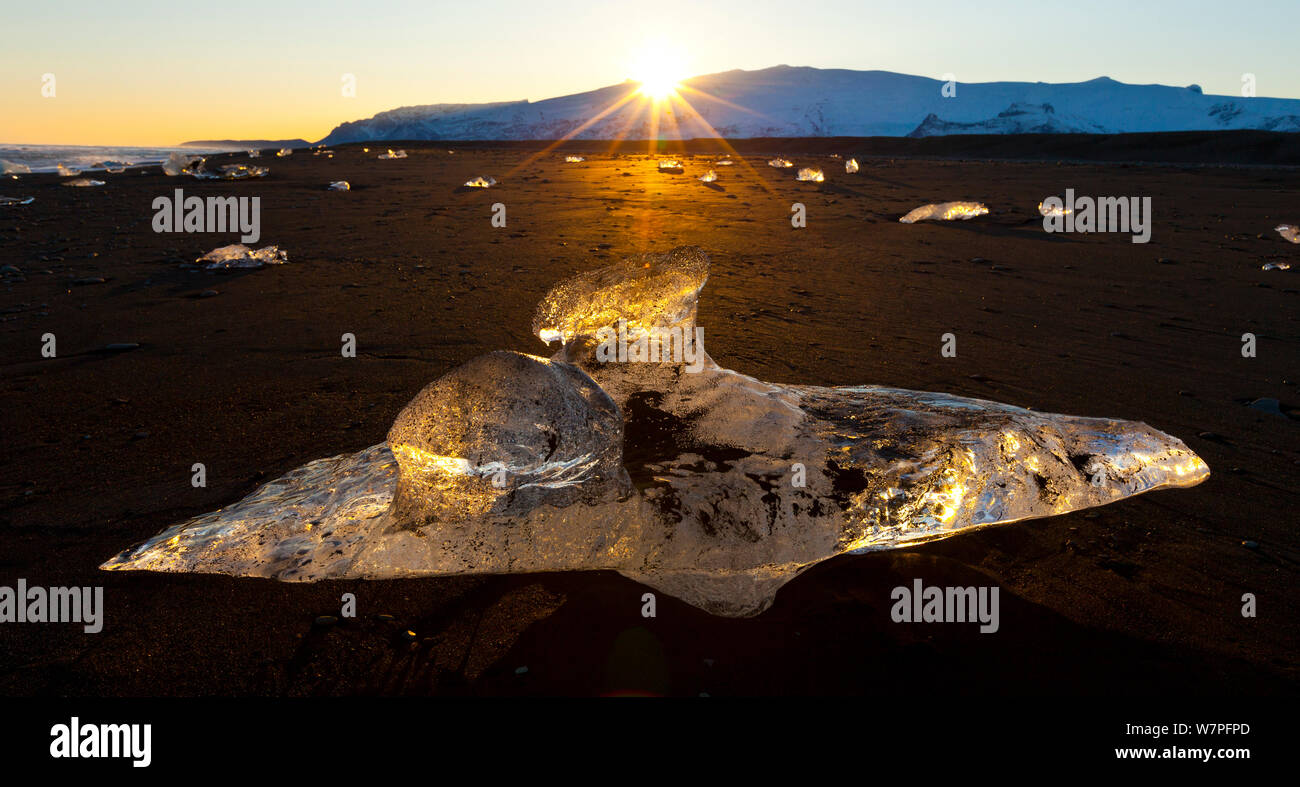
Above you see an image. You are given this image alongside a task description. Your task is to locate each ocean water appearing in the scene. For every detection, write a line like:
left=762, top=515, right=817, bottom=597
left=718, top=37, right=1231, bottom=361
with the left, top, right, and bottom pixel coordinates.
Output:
left=0, top=144, right=237, bottom=174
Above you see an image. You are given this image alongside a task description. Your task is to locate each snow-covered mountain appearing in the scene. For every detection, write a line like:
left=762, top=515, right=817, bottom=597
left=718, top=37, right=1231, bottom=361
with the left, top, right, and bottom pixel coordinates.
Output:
left=319, top=66, right=1300, bottom=143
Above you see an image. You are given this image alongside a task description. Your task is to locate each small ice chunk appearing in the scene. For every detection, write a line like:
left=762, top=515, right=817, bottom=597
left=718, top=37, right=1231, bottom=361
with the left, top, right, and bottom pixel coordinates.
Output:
left=768, top=158, right=793, bottom=168
left=658, top=159, right=682, bottom=171
left=57, top=164, right=82, bottom=177
left=329, top=181, right=350, bottom=191
left=1276, top=224, right=1300, bottom=244
left=1039, top=200, right=1072, bottom=217
left=215, top=164, right=269, bottom=180
left=0, top=196, right=35, bottom=206
left=900, top=201, right=989, bottom=223
left=62, top=178, right=105, bottom=187
left=0, top=160, right=30, bottom=175
left=96, top=161, right=129, bottom=173
left=276, top=148, right=293, bottom=157
left=698, top=170, right=718, bottom=183
left=464, top=175, right=497, bottom=188
left=313, top=149, right=335, bottom=157
left=197, top=244, right=288, bottom=270
left=378, top=149, right=408, bottom=159
left=162, top=152, right=203, bottom=176
left=1262, top=261, right=1292, bottom=270
left=564, top=155, right=586, bottom=163
left=248, top=149, right=261, bottom=158
left=796, top=167, right=824, bottom=182
left=845, top=158, right=859, bottom=173
left=716, top=158, right=734, bottom=166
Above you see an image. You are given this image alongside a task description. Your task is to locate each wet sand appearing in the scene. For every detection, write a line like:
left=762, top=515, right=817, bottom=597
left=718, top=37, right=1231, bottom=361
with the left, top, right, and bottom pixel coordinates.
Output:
left=0, top=139, right=1296, bottom=696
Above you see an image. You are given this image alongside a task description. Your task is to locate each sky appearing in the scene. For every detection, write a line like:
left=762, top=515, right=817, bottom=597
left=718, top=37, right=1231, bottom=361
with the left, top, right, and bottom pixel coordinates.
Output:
left=2, top=0, right=1297, bottom=146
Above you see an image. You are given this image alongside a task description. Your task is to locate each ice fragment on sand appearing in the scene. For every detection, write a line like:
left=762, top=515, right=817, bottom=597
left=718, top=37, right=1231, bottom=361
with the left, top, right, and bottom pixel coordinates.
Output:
left=1039, top=200, right=1072, bottom=217
left=328, top=181, right=350, bottom=191
left=197, top=244, right=287, bottom=270
left=57, top=164, right=82, bottom=177
left=657, top=159, right=682, bottom=171
left=103, top=246, right=1209, bottom=617
left=0, top=160, right=31, bottom=175
left=212, top=164, right=268, bottom=180
left=699, top=170, right=718, bottom=183
left=95, top=161, right=129, bottom=173
left=0, top=196, right=35, bottom=206
left=62, top=178, right=105, bottom=187
left=900, top=201, right=989, bottom=223
left=564, top=155, right=586, bottom=163
left=716, top=158, right=734, bottom=166
left=845, top=158, right=859, bottom=173
left=162, top=152, right=203, bottom=176
left=248, top=149, right=261, bottom=158
left=276, top=148, right=293, bottom=157
left=1276, top=224, right=1300, bottom=244
left=1262, top=262, right=1291, bottom=270
left=768, top=157, right=793, bottom=168
left=464, top=175, right=497, bottom=188
left=796, top=167, right=824, bottom=182
left=378, top=149, right=407, bottom=159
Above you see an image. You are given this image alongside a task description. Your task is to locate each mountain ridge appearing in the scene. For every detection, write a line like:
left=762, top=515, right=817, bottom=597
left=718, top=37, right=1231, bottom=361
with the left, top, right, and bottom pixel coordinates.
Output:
left=320, top=65, right=1300, bottom=144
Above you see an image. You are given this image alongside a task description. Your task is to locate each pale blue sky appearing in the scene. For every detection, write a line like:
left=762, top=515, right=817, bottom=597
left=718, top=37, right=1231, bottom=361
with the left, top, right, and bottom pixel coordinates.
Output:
left=2, top=0, right=1295, bottom=144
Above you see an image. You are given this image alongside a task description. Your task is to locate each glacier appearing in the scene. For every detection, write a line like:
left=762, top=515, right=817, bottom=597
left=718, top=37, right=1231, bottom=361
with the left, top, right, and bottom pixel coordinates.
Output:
left=319, top=66, right=1300, bottom=144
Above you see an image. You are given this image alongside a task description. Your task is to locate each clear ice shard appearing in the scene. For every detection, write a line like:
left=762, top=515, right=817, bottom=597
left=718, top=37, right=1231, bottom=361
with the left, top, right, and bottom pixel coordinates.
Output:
left=1039, top=200, right=1072, bottom=217
left=0, top=160, right=31, bottom=175
left=276, top=148, right=293, bottom=157
left=378, top=149, right=408, bottom=159
left=197, top=244, right=287, bottom=270
left=162, top=152, right=203, bottom=176
left=699, top=170, right=718, bottom=183
left=464, top=175, right=497, bottom=188
left=62, top=178, right=105, bottom=187
left=845, top=158, right=859, bottom=173
left=657, top=160, right=682, bottom=171
left=796, top=167, right=825, bottom=182
left=1276, top=224, right=1300, bottom=244
left=103, top=246, right=1209, bottom=617
left=768, top=158, right=793, bottom=168
left=57, top=164, right=82, bottom=177
left=329, top=181, right=351, bottom=191
left=0, top=196, right=35, bottom=206
left=565, top=155, right=586, bottom=163
left=716, top=158, right=734, bottom=166
left=900, top=201, right=989, bottom=223
left=248, top=149, right=261, bottom=158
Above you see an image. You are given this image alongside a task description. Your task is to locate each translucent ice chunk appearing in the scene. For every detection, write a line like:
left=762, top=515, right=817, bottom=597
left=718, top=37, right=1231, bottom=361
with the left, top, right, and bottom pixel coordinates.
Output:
left=62, top=178, right=105, bottom=187
left=531, top=246, right=709, bottom=346
left=796, top=167, right=824, bottom=182
left=1276, top=224, right=1300, bottom=244
left=328, top=181, right=350, bottom=191
left=95, top=161, right=129, bottom=173
left=657, top=159, right=682, bottom=171
left=1262, top=262, right=1292, bottom=270
left=1039, top=200, right=1072, bottom=217
left=564, top=155, right=586, bottom=163
left=276, top=148, right=293, bottom=157
left=378, top=149, right=407, bottom=159
left=197, top=244, right=287, bottom=270
left=716, top=158, right=734, bottom=166
left=900, top=201, right=989, bottom=223
left=0, top=196, right=35, bottom=206
left=464, top=175, right=497, bottom=188
left=314, top=149, right=335, bottom=157
left=845, top=158, right=859, bottom=173
left=248, top=149, right=261, bottom=158
left=104, top=246, right=1209, bottom=617
left=699, top=170, right=718, bottom=183
left=212, top=164, right=269, bottom=180
left=0, top=160, right=30, bottom=175
left=162, top=152, right=203, bottom=176
left=57, top=164, right=82, bottom=177
left=768, top=157, right=793, bottom=168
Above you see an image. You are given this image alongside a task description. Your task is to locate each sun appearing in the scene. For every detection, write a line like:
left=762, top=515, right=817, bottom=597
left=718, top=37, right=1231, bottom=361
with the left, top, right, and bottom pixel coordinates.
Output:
left=629, top=41, right=689, bottom=100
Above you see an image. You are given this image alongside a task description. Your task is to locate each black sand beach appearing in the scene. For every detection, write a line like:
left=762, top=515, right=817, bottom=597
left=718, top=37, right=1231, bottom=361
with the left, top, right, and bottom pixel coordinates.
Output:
left=1, top=137, right=1297, bottom=696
